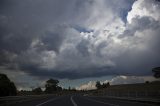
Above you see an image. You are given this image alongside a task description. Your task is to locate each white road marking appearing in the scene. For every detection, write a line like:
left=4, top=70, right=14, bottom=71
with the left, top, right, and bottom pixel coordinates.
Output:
left=84, top=97, right=119, bottom=106
left=71, top=96, right=78, bottom=106
left=35, top=97, right=61, bottom=106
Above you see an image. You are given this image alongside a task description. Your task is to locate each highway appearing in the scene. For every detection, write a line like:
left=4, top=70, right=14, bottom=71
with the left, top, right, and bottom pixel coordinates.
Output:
left=2, top=95, right=159, bottom=106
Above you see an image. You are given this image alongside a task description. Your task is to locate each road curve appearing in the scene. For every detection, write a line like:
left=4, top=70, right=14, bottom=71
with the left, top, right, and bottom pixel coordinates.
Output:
left=3, top=95, right=159, bottom=106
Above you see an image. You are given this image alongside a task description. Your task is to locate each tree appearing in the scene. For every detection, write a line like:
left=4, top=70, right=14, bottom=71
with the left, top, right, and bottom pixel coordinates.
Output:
left=106, top=82, right=110, bottom=87
left=32, top=87, right=42, bottom=95
left=102, top=82, right=110, bottom=88
left=57, top=86, right=62, bottom=91
left=96, top=81, right=101, bottom=89
left=152, top=67, right=160, bottom=78
left=45, top=79, right=61, bottom=93
left=68, top=86, right=71, bottom=91
left=0, top=73, right=17, bottom=97
left=96, top=81, right=110, bottom=89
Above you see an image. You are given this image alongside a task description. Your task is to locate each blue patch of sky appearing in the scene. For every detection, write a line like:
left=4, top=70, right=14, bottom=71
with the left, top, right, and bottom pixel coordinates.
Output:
left=119, top=0, right=136, bottom=23
left=72, top=25, right=94, bottom=33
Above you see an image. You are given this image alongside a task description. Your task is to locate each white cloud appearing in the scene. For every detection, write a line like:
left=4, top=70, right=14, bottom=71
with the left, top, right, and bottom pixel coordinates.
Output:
left=127, top=0, right=160, bottom=23
left=107, top=76, right=145, bottom=85
left=106, top=75, right=158, bottom=85
left=76, top=81, right=96, bottom=90
left=76, top=75, right=156, bottom=90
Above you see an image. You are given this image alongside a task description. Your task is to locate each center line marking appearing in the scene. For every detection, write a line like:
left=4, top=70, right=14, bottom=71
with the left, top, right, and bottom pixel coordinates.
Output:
left=71, top=96, right=78, bottom=106
left=35, top=96, right=61, bottom=106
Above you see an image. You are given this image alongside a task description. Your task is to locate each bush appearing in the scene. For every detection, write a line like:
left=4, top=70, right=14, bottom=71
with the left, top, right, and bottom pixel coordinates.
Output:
left=0, top=73, right=17, bottom=96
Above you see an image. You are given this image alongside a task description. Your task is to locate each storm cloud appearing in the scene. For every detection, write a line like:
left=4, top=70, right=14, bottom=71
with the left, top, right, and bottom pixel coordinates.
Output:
left=0, top=0, right=160, bottom=80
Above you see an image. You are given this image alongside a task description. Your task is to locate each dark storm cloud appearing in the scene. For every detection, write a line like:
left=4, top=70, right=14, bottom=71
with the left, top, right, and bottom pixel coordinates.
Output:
left=16, top=64, right=113, bottom=79
left=41, top=25, right=68, bottom=53
left=0, top=0, right=159, bottom=80
left=76, top=39, right=90, bottom=57
left=0, top=0, right=75, bottom=64
left=42, top=32, right=62, bottom=52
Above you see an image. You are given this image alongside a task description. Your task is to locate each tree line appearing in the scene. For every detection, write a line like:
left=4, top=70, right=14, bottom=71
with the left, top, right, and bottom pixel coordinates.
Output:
left=0, top=73, right=76, bottom=97
left=95, top=81, right=110, bottom=89
left=0, top=67, right=160, bottom=97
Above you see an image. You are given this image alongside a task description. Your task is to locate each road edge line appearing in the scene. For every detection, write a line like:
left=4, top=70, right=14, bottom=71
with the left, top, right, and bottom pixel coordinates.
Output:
left=71, top=96, right=78, bottom=106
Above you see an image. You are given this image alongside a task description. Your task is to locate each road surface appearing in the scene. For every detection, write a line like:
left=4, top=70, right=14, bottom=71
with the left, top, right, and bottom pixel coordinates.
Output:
left=3, top=95, right=159, bottom=106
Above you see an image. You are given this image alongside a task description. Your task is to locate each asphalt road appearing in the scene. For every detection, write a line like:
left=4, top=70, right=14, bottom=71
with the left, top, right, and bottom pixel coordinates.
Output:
left=7, top=95, right=158, bottom=106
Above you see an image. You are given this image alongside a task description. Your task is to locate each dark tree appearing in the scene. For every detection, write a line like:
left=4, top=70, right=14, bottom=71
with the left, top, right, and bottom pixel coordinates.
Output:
left=152, top=67, right=160, bottom=78
left=106, top=82, right=110, bottom=87
left=102, top=82, right=110, bottom=88
left=96, top=81, right=101, bottom=89
left=96, top=81, right=110, bottom=89
left=45, top=79, right=61, bottom=93
left=0, top=73, right=17, bottom=97
left=32, top=87, right=42, bottom=94
left=145, top=81, right=150, bottom=84
left=57, top=86, right=62, bottom=91
left=68, top=86, right=71, bottom=91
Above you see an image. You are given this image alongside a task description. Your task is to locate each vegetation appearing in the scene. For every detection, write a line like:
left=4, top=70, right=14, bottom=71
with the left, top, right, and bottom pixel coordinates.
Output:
left=45, top=79, right=62, bottom=93
left=95, top=81, right=101, bottom=89
left=152, top=67, right=160, bottom=78
left=32, top=87, right=43, bottom=95
left=96, top=81, right=110, bottom=89
left=0, top=73, right=17, bottom=97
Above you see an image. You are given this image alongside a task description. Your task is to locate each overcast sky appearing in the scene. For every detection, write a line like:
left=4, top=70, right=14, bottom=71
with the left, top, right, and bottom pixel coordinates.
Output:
left=0, top=0, right=160, bottom=90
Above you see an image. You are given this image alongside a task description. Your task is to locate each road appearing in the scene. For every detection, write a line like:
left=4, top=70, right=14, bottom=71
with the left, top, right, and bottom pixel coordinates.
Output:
left=5, top=95, right=159, bottom=106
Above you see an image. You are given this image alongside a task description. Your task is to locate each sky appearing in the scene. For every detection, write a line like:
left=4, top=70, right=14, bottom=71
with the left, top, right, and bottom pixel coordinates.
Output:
left=0, top=0, right=160, bottom=90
